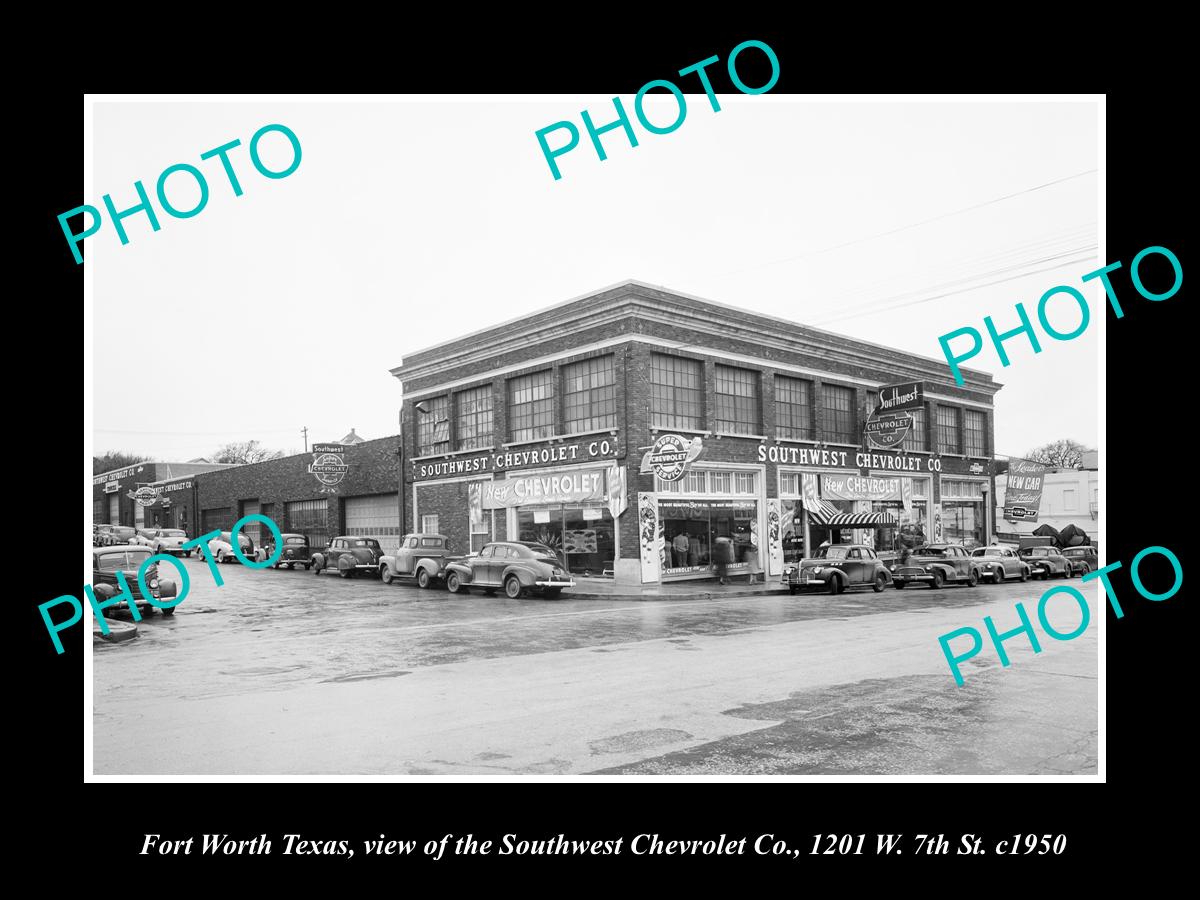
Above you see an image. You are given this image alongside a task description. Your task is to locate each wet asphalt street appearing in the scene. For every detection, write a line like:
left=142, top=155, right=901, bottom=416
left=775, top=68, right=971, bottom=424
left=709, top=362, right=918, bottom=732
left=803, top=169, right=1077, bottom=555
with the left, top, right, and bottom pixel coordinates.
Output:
left=92, top=558, right=1098, bottom=776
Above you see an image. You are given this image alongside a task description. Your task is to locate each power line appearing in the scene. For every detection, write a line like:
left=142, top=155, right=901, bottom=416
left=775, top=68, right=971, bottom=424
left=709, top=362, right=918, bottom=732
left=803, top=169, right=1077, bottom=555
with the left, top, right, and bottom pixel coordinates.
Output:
left=712, top=168, right=1099, bottom=279
left=812, top=252, right=1098, bottom=326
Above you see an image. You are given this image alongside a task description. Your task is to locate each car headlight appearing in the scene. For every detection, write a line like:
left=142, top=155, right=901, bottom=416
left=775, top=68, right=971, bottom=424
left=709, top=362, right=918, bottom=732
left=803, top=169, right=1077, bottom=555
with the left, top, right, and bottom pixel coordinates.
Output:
left=149, top=578, right=159, bottom=589
left=924, top=565, right=933, bottom=571
left=811, top=567, right=822, bottom=574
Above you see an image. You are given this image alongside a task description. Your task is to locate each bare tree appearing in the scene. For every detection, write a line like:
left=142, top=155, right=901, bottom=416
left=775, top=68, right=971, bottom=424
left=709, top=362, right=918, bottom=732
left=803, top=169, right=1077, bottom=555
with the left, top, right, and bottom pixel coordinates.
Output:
left=93, top=450, right=151, bottom=474
left=211, top=440, right=286, bottom=465
left=1024, top=439, right=1089, bottom=469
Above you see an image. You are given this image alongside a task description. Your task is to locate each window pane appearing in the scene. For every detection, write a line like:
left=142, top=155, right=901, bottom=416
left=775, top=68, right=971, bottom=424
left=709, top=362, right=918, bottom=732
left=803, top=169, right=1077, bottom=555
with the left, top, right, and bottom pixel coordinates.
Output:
left=416, top=395, right=450, bottom=456
left=775, top=376, right=813, bottom=441
left=508, top=370, right=555, bottom=442
left=780, top=472, right=800, bottom=495
left=562, top=356, right=616, bottom=433
left=455, top=385, right=493, bottom=451
left=714, top=365, right=760, bottom=434
left=937, top=406, right=961, bottom=454
left=650, top=354, right=704, bottom=431
left=902, top=406, right=928, bottom=452
left=821, top=384, right=856, bottom=444
left=420, top=514, right=439, bottom=533
left=964, top=409, right=986, bottom=456
left=710, top=471, right=732, bottom=493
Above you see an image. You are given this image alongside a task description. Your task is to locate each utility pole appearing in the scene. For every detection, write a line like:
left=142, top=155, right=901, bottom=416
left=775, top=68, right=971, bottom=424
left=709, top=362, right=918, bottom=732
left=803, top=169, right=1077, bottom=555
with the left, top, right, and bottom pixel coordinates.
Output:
left=301, top=426, right=309, bottom=453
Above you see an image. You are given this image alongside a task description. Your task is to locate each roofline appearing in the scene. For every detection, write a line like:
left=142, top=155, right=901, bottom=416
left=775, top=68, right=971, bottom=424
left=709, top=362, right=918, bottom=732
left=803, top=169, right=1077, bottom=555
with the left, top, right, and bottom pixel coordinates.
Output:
left=389, top=279, right=996, bottom=383
left=90, top=460, right=242, bottom=479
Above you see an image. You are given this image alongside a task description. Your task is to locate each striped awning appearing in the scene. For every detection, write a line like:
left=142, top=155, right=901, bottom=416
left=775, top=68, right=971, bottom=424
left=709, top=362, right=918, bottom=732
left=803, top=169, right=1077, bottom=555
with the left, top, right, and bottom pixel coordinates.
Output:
left=803, top=502, right=897, bottom=527
left=798, top=472, right=897, bottom=526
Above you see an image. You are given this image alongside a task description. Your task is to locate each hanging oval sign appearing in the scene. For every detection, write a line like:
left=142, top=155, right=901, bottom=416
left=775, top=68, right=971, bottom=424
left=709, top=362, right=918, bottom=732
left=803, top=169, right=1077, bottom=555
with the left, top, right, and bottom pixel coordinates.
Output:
left=647, top=434, right=693, bottom=482
left=865, top=412, right=913, bottom=449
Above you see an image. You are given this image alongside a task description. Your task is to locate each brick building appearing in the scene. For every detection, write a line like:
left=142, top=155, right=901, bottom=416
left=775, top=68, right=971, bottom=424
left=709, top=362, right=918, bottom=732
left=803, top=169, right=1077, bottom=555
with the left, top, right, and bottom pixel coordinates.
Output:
left=182, top=435, right=402, bottom=550
left=92, top=461, right=237, bottom=534
left=392, top=281, right=1001, bottom=585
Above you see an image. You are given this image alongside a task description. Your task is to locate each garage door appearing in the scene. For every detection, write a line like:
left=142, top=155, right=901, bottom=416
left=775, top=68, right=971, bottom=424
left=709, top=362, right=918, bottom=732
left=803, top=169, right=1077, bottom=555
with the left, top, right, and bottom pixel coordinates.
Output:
left=286, top=499, right=329, bottom=550
left=344, top=493, right=400, bottom=550
left=202, top=507, right=233, bottom=534
left=108, top=494, right=119, bottom=524
left=241, top=500, right=262, bottom=548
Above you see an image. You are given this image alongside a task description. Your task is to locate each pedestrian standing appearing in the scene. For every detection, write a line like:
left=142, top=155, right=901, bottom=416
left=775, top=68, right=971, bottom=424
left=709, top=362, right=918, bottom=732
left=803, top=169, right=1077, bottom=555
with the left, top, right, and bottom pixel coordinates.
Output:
left=672, top=531, right=690, bottom=568
left=745, top=540, right=762, bottom=584
left=714, top=535, right=732, bottom=585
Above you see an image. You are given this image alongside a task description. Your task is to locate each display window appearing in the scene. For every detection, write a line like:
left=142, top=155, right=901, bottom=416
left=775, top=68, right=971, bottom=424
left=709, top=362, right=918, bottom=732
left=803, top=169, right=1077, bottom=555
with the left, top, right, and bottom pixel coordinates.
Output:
left=659, top=500, right=757, bottom=575
left=516, top=504, right=615, bottom=576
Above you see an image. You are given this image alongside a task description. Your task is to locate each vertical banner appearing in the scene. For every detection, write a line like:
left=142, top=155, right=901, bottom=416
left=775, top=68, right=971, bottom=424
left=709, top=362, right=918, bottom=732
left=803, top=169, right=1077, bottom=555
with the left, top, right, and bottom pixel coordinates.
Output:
left=901, top=477, right=913, bottom=513
left=801, top=473, right=820, bottom=510
left=468, top=482, right=483, bottom=528
left=607, top=464, right=628, bottom=520
left=932, top=503, right=943, bottom=541
left=638, top=492, right=660, bottom=584
left=1004, top=458, right=1046, bottom=522
left=854, top=499, right=874, bottom=549
left=766, top=498, right=783, bottom=576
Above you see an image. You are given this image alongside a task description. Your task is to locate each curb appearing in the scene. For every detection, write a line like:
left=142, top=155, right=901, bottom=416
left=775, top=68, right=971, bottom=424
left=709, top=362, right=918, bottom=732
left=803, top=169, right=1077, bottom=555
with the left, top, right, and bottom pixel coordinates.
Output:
left=567, top=587, right=790, bottom=602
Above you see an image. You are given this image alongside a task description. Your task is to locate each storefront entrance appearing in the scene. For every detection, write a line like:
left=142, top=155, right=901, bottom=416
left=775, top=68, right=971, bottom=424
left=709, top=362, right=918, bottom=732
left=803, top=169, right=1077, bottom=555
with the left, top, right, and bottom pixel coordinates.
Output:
left=516, top=504, right=614, bottom=576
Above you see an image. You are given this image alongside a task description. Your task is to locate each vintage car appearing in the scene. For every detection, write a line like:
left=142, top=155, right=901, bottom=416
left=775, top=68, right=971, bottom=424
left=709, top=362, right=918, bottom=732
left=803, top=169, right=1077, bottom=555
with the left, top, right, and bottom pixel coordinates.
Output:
left=312, top=535, right=384, bottom=577
left=108, top=525, right=137, bottom=545
left=970, top=545, right=1032, bottom=583
left=94, top=524, right=117, bottom=546
left=782, top=544, right=892, bottom=595
left=1019, top=545, right=1073, bottom=579
left=150, top=528, right=190, bottom=557
left=270, top=533, right=312, bottom=569
left=197, top=530, right=255, bottom=563
left=443, top=541, right=575, bottom=599
left=91, top=545, right=178, bottom=616
left=130, top=527, right=157, bottom=548
left=889, top=543, right=982, bottom=589
left=1060, top=545, right=1098, bottom=576
left=379, top=533, right=455, bottom=588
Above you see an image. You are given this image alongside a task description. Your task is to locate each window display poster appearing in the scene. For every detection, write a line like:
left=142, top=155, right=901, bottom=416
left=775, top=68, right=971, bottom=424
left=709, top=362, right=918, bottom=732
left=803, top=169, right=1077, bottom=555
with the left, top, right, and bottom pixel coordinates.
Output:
left=638, top=493, right=660, bottom=584
left=766, top=498, right=783, bottom=576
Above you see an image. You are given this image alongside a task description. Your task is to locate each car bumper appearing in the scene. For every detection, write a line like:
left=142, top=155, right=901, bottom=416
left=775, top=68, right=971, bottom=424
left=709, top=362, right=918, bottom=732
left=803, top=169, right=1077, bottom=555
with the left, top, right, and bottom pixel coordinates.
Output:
left=894, top=574, right=936, bottom=582
left=536, top=579, right=575, bottom=588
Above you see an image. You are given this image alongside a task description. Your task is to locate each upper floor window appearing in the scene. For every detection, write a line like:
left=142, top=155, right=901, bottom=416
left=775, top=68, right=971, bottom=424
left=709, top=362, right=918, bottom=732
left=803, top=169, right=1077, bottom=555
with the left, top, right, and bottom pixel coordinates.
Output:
left=508, top=370, right=554, bottom=442
left=416, top=395, right=450, bottom=456
left=650, top=354, right=703, bottom=431
left=821, top=384, right=856, bottom=444
left=937, top=405, right=961, bottom=455
left=775, top=376, right=814, bottom=441
left=714, top=365, right=760, bottom=434
left=903, top=406, right=928, bottom=452
left=562, top=356, right=616, bottom=433
left=455, top=385, right=493, bottom=451
left=964, top=409, right=986, bottom=457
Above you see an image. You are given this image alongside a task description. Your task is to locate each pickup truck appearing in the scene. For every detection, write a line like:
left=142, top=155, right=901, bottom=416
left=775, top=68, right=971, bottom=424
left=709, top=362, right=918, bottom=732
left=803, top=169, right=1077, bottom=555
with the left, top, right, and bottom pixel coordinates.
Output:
left=378, top=533, right=456, bottom=589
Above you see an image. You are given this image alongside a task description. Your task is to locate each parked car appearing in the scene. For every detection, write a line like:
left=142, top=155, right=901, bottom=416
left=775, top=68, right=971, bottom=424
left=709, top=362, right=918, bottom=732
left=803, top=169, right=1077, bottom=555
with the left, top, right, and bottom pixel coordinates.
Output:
left=970, top=545, right=1032, bottom=583
left=108, top=525, right=137, bottom=545
left=1019, top=546, right=1073, bottom=579
left=130, top=528, right=157, bottom=548
left=150, top=528, right=191, bottom=557
left=379, top=533, right=455, bottom=588
left=782, top=543, right=892, bottom=595
left=889, top=543, right=982, bottom=589
left=443, top=541, right=575, bottom=599
left=1060, top=545, right=1098, bottom=576
left=94, top=524, right=116, bottom=546
left=197, top=530, right=255, bottom=563
left=270, top=533, right=312, bottom=569
left=312, top=536, right=384, bottom=577
left=91, top=545, right=178, bottom=615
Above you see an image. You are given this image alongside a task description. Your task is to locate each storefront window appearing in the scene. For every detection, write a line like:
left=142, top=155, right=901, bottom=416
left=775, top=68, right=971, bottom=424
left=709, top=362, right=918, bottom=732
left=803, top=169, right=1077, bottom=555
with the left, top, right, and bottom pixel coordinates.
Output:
left=943, top=501, right=984, bottom=545
left=516, top=505, right=614, bottom=576
left=660, top=500, right=757, bottom=575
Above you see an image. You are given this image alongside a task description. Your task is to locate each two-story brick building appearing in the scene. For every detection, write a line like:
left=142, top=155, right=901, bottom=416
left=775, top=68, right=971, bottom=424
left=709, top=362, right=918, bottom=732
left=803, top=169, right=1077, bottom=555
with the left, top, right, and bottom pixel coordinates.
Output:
left=393, top=281, right=1001, bottom=585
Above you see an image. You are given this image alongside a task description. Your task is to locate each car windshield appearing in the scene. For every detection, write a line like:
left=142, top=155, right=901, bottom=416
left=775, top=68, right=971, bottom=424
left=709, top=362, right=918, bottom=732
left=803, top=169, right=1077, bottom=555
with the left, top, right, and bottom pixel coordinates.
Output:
left=96, top=553, right=128, bottom=572
left=1062, top=548, right=1085, bottom=556
left=813, top=546, right=849, bottom=559
left=286, top=537, right=306, bottom=545
left=921, top=547, right=950, bottom=558
left=162, top=530, right=186, bottom=537
left=354, top=539, right=381, bottom=548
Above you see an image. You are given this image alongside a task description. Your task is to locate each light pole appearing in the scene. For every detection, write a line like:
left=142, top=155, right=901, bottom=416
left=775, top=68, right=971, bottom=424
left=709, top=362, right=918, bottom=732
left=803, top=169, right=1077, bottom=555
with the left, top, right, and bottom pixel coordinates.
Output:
left=398, top=400, right=430, bottom=542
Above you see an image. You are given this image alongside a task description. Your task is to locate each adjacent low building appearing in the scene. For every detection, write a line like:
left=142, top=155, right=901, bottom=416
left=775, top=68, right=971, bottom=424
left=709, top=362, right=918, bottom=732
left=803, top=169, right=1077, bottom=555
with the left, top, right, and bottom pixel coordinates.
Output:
left=92, top=461, right=238, bottom=534
left=392, top=280, right=1001, bottom=585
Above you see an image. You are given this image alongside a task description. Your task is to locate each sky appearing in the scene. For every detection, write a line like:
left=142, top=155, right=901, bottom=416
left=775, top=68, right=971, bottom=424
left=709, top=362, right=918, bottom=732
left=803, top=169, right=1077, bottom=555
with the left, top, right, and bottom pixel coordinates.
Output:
left=90, top=97, right=1099, bottom=464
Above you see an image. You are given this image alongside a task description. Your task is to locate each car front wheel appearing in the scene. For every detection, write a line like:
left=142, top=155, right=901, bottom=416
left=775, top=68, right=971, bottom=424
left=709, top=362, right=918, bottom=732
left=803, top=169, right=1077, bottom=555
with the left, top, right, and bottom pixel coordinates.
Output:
left=931, top=570, right=945, bottom=589
left=380, top=566, right=393, bottom=585
left=967, top=569, right=979, bottom=587
left=873, top=573, right=887, bottom=593
left=504, top=575, right=523, bottom=599
left=446, top=572, right=464, bottom=594
left=417, top=568, right=430, bottom=589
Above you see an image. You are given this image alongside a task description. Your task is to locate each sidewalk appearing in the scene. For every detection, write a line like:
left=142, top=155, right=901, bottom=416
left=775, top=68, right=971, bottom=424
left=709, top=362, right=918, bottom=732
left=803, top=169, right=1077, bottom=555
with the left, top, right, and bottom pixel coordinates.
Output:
left=568, top=577, right=788, bottom=601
